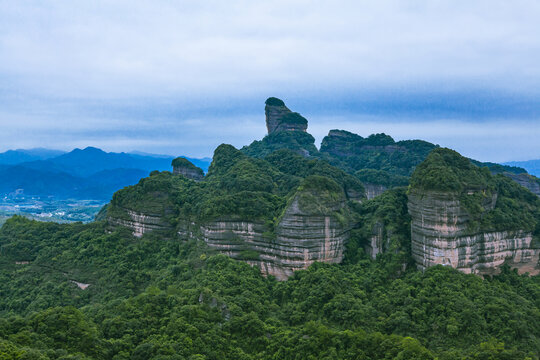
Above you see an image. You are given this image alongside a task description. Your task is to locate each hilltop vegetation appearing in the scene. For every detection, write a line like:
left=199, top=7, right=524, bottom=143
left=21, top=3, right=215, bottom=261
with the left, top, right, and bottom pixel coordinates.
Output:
left=111, top=145, right=363, bottom=229
left=410, top=148, right=540, bottom=233
left=0, top=98, right=539, bottom=359
left=242, top=131, right=319, bottom=158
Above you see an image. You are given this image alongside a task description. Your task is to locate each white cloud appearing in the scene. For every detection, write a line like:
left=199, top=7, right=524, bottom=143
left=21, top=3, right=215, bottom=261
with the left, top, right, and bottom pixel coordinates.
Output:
left=1, top=1, right=539, bottom=98
left=0, top=1, right=539, bottom=161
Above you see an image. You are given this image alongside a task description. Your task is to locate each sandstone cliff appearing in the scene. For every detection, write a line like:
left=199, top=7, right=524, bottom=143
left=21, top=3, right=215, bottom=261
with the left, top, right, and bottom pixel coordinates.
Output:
left=408, top=190, right=538, bottom=274
left=408, top=148, right=540, bottom=275
left=108, top=209, right=173, bottom=237
left=107, top=144, right=357, bottom=280
left=265, top=97, right=308, bottom=134
left=363, top=184, right=388, bottom=199
left=503, top=172, right=540, bottom=197
left=185, top=176, right=350, bottom=280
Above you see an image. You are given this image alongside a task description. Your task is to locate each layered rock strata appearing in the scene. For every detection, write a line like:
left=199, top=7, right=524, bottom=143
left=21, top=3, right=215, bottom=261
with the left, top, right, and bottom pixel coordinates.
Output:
left=172, top=157, right=204, bottom=181
left=108, top=209, right=173, bottom=238
left=180, top=189, right=349, bottom=280
left=408, top=191, right=539, bottom=275
left=265, top=98, right=308, bottom=134
left=364, top=184, right=387, bottom=199
left=503, top=173, right=540, bottom=197
left=173, top=166, right=204, bottom=181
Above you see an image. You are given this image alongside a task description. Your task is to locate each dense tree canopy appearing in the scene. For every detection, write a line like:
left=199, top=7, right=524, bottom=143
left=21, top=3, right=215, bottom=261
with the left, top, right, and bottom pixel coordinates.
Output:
left=1, top=126, right=539, bottom=359
left=0, top=216, right=538, bottom=359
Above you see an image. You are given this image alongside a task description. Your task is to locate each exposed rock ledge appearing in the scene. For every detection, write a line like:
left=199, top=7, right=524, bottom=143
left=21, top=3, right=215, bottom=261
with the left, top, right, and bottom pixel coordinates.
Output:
left=108, top=210, right=173, bottom=238
left=364, top=183, right=387, bottom=200
left=503, top=172, right=540, bottom=197
left=408, top=191, right=539, bottom=275
left=178, top=193, right=349, bottom=280
left=265, top=97, right=308, bottom=134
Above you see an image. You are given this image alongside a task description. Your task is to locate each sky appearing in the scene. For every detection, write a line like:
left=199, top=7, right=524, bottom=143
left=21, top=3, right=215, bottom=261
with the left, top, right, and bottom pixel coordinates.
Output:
left=0, top=0, right=539, bottom=162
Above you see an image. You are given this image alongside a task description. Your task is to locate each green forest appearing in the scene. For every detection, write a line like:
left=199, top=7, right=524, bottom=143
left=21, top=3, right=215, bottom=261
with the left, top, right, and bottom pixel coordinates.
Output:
left=0, top=216, right=539, bottom=359
left=1, top=123, right=540, bottom=359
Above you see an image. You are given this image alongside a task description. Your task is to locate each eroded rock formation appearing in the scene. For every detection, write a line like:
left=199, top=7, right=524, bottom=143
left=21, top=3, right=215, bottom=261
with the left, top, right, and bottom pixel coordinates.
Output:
left=503, top=172, right=540, bottom=197
left=191, top=188, right=349, bottom=280
left=172, top=157, right=204, bottom=181
left=265, top=97, right=308, bottom=134
left=364, top=184, right=388, bottom=199
left=108, top=209, right=173, bottom=238
left=408, top=190, right=539, bottom=275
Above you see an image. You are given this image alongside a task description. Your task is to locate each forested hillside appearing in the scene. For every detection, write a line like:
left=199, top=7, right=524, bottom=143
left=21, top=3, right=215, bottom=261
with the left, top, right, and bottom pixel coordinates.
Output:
left=0, top=216, right=539, bottom=359
left=1, top=98, right=539, bottom=359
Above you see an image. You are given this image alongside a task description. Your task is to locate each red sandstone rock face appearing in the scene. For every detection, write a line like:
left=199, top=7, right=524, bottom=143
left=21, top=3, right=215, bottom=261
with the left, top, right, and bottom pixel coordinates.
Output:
left=109, top=182, right=351, bottom=280
left=408, top=190, right=539, bottom=275
left=174, top=186, right=350, bottom=280
left=265, top=103, right=307, bottom=134
left=108, top=209, right=173, bottom=238
left=363, top=184, right=388, bottom=200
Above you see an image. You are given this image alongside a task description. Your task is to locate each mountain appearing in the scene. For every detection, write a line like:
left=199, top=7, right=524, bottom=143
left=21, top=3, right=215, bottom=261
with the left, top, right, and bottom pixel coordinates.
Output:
left=408, top=148, right=539, bottom=274
left=26, top=147, right=174, bottom=177
left=504, top=159, right=540, bottom=177
left=106, top=97, right=540, bottom=278
left=0, top=147, right=211, bottom=199
left=0, top=97, right=539, bottom=359
left=0, top=148, right=65, bottom=165
left=0, top=165, right=85, bottom=197
left=108, top=144, right=365, bottom=279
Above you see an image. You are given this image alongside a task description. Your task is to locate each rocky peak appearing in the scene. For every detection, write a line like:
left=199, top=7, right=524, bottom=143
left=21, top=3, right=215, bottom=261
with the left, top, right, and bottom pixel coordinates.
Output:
left=172, top=157, right=204, bottom=181
left=327, top=129, right=362, bottom=140
left=265, top=97, right=308, bottom=134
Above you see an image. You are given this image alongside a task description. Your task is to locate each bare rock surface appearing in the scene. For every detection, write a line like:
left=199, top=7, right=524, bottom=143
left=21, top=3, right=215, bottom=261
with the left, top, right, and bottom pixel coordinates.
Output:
left=408, top=190, right=539, bottom=275
left=265, top=97, right=308, bottom=134
left=185, top=187, right=349, bottom=280
left=108, top=209, right=173, bottom=238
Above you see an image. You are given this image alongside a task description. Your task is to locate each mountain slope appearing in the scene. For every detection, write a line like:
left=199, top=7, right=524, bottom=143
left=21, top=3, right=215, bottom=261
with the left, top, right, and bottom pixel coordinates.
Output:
left=0, top=148, right=65, bottom=165
left=0, top=148, right=211, bottom=200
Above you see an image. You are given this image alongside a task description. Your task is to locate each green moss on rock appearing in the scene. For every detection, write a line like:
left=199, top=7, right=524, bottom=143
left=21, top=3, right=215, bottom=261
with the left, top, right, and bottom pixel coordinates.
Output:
left=265, top=97, right=285, bottom=106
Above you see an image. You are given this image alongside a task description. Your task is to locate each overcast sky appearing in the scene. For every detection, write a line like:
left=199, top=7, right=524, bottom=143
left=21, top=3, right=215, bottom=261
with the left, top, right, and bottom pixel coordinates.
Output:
left=1, top=1, right=539, bottom=162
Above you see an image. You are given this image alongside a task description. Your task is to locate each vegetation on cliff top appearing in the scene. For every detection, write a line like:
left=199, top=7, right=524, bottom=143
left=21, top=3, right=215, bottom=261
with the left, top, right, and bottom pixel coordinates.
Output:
left=172, top=157, right=205, bottom=174
left=319, top=131, right=438, bottom=178
left=242, top=131, right=318, bottom=158
left=410, top=148, right=540, bottom=233
left=278, top=112, right=308, bottom=126
left=409, top=148, right=493, bottom=192
left=110, top=145, right=363, bottom=228
left=265, top=97, right=285, bottom=106
left=355, top=168, right=409, bottom=188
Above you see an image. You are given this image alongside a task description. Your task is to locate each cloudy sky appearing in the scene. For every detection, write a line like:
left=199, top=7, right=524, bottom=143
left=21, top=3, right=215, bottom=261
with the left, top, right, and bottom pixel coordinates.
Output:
left=1, top=1, right=539, bottom=162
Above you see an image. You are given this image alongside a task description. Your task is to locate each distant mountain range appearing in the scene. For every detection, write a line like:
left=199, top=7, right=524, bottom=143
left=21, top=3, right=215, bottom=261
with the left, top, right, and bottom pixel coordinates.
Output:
left=504, top=159, right=540, bottom=177
left=0, top=148, right=66, bottom=165
left=0, top=147, right=211, bottom=200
